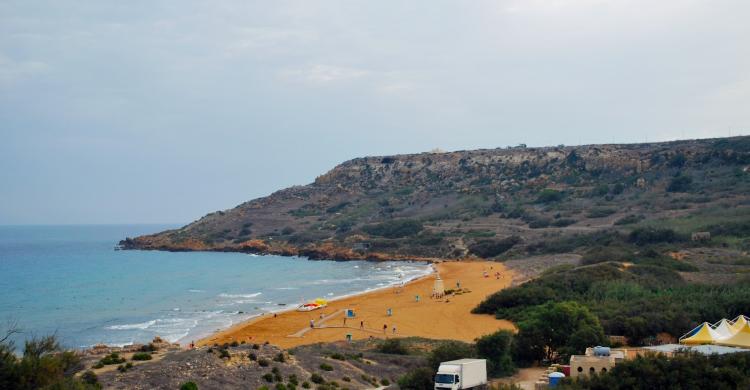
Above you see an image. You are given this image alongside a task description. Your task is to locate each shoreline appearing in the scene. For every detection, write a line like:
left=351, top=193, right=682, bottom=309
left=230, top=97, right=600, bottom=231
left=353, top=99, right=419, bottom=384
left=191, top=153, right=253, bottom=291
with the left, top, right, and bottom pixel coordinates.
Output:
left=199, top=260, right=516, bottom=349
left=179, top=260, right=436, bottom=346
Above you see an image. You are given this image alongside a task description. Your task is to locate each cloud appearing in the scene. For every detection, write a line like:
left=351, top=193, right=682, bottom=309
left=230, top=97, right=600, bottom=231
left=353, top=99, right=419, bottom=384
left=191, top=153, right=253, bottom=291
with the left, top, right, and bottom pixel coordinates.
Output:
left=0, top=55, right=49, bottom=84
left=280, top=64, right=369, bottom=85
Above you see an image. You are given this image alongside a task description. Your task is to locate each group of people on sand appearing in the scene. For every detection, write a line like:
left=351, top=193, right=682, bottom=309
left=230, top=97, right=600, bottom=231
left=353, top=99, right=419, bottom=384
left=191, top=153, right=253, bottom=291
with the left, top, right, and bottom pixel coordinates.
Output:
left=483, top=266, right=502, bottom=280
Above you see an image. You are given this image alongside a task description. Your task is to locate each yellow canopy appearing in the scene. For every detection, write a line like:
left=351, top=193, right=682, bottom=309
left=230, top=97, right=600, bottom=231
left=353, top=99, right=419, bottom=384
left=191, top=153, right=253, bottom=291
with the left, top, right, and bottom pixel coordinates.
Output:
left=716, top=322, right=750, bottom=348
left=680, top=322, right=721, bottom=345
left=314, top=298, right=328, bottom=305
left=730, top=315, right=749, bottom=333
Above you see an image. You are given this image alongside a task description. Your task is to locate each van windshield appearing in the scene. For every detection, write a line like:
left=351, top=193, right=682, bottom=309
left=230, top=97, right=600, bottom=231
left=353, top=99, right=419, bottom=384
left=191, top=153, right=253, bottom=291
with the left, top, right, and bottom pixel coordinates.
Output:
left=435, top=374, right=456, bottom=384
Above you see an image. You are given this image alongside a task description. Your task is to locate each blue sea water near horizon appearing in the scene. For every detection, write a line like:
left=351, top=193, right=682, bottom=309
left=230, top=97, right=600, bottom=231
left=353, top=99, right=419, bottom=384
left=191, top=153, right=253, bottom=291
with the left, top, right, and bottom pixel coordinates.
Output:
left=0, top=225, right=432, bottom=350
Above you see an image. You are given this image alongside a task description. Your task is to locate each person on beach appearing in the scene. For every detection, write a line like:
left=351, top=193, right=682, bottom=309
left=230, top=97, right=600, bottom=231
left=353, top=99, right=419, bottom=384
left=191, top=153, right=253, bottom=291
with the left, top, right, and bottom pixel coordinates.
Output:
left=343, top=317, right=347, bottom=326
left=383, top=324, right=387, bottom=334
left=310, top=319, right=314, bottom=329
left=392, top=326, right=397, bottom=334
left=360, top=320, right=364, bottom=329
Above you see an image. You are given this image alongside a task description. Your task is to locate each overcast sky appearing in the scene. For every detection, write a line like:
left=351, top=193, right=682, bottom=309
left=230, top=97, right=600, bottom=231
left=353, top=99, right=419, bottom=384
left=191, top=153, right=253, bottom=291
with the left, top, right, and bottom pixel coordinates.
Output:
left=1, top=0, right=749, bottom=224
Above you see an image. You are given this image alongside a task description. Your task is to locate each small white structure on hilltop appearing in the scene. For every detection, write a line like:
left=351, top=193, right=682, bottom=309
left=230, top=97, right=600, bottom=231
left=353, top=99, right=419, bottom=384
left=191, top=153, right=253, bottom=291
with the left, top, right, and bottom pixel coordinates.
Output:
left=569, top=346, right=625, bottom=379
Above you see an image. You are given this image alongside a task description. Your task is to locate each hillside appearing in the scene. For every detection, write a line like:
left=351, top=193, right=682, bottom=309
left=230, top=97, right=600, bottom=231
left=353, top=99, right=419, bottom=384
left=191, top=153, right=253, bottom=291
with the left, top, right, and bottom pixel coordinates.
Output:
left=121, top=136, right=750, bottom=263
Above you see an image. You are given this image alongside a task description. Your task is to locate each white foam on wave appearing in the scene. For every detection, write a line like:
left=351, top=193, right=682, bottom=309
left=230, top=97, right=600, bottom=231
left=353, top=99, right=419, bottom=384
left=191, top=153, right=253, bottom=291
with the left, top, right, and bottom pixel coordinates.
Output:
left=218, top=292, right=262, bottom=299
left=106, top=320, right=156, bottom=330
left=188, top=289, right=205, bottom=293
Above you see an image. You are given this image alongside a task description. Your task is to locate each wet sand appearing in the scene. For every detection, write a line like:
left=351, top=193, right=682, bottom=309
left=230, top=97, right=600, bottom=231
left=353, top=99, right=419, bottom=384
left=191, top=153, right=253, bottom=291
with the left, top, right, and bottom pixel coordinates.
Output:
left=199, top=261, right=515, bottom=349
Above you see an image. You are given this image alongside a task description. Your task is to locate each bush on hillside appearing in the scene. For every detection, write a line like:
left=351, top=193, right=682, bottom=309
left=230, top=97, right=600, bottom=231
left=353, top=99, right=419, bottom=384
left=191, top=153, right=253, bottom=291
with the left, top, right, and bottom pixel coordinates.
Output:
left=667, top=174, right=693, bottom=192
left=535, top=189, right=565, bottom=204
left=376, top=339, right=409, bottom=355
left=398, top=367, right=434, bottom=390
left=180, top=382, right=199, bottom=390
left=628, top=227, right=680, bottom=245
left=362, top=219, right=423, bottom=238
left=468, top=236, right=521, bottom=258
left=132, top=352, right=152, bottom=361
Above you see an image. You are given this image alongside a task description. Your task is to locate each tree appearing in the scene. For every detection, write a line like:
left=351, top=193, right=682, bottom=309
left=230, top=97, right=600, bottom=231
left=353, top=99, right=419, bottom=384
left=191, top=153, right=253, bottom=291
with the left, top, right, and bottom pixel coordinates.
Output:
left=476, top=330, right=515, bottom=377
left=428, top=341, right=476, bottom=371
left=513, top=301, right=605, bottom=365
left=398, top=367, right=434, bottom=390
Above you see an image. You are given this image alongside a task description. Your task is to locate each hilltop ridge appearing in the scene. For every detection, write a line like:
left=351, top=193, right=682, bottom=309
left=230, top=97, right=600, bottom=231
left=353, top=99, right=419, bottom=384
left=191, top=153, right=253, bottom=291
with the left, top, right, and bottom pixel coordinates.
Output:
left=121, top=136, right=750, bottom=262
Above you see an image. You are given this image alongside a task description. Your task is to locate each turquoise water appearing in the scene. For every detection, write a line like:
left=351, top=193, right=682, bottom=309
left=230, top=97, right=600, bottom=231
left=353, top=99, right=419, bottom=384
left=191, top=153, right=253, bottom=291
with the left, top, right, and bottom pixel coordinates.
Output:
left=0, top=225, right=431, bottom=350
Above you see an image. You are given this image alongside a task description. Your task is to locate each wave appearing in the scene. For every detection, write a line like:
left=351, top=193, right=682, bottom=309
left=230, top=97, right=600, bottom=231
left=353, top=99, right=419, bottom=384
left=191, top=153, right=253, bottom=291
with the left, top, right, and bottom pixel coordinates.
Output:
left=218, top=292, right=262, bottom=299
left=106, top=320, right=156, bottom=330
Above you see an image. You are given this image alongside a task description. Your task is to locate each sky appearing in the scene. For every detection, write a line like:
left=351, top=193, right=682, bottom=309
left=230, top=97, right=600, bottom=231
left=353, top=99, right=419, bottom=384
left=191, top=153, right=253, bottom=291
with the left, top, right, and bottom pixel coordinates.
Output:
left=1, top=0, right=749, bottom=225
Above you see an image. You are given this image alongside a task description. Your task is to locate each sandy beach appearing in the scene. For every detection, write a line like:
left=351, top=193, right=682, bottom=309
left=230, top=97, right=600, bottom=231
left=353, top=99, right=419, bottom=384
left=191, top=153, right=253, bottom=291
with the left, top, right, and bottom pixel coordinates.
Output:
left=199, top=260, right=516, bottom=349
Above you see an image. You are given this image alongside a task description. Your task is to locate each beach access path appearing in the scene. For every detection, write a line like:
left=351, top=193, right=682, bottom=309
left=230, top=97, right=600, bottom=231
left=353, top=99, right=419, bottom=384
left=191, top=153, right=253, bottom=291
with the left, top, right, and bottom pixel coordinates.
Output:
left=199, top=261, right=516, bottom=349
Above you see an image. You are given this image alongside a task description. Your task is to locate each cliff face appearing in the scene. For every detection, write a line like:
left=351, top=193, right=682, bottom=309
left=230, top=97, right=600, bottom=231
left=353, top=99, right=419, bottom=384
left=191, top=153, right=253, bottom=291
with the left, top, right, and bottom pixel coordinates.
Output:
left=121, top=136, right=750, bottom=260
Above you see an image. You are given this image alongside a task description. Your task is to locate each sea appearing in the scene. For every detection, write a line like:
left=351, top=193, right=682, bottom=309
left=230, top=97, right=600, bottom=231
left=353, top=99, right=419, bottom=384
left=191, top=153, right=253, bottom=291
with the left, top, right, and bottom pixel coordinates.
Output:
left=0, top=224, right=432, bottom=350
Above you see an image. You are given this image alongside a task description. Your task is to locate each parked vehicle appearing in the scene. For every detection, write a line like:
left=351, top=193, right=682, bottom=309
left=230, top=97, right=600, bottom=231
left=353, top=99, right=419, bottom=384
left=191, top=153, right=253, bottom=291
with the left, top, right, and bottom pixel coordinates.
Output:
left=434, top=359, right=487, bottom=390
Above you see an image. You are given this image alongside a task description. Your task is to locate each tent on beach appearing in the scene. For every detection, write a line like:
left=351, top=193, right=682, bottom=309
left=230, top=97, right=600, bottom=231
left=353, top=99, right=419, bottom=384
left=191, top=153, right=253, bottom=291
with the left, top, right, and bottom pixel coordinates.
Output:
left=716, top=321, right=750, bottom=348
left=712, top=318, right=737, bottom=340
left=679, top=322, right=721, bottom=345
left=730, top=315, right=750, bottom=333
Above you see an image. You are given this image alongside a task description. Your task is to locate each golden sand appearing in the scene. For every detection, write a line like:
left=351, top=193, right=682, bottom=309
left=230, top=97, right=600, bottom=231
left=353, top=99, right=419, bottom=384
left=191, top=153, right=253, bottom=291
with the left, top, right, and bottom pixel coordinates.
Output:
left=199, top=261, right=515, bottom=349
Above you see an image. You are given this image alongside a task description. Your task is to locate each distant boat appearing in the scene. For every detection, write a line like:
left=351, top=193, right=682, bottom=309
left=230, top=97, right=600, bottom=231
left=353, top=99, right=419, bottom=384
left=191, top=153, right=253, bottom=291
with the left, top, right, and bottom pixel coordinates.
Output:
left=297, top=298, right=328, bottom=312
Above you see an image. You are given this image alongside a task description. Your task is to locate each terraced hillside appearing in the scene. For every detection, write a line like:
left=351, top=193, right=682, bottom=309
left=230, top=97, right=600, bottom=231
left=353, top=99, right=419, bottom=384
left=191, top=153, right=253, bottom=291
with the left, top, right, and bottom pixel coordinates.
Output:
left=121, top=136, right=750, bottom=262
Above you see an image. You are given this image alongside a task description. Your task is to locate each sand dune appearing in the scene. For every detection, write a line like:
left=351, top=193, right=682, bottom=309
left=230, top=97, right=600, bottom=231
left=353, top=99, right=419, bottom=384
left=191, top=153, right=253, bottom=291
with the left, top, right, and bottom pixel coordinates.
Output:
left=200, top=261, right=515, bottom=349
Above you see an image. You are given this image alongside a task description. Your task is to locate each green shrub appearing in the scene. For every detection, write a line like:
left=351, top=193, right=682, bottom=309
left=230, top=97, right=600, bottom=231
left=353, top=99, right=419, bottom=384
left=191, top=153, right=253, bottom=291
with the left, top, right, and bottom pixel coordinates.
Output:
left=100, top=352, right=126, bottom=365
left=263, top=373, right=275, bottom=382
left=252, top=343, right=260, bottom=350
left=80, top=370, right=99, bottom=386
left=468, top=236, right=521, bottom=258
left=131, top=352, right=152, bottom=361
left=302, top=381, right=311, bottom=388
left=342, top=377, right=351, bottom=382
left=380, top=379, right=390, bottom=386
left=535, top=189, right=564, bottom=203
left=319, top=363, right=334, bottom=371
left=667, top=174, right=693, bottom=192
left=310, top=373, right=325, bottom=384
left=274, top=352, right=286, bottom=362
left=376, top=339, right=409, bottom=355
left=330, top=352, right=346, bottom=361
left=288, top=374, right=299, bottom=385
left=551, top=218, right=576, bottom=227
left=230, top=341, right=239, bottom=347
left=398, top=367, right=434, bottom=390
left=249, top=353, right=257, bottom=361
left=586, top=208, right=616, bottom=218
left=219, top=349, right=230, bottom=359
left=180, top=382, right=199, bottom=390
left=614, top=214, right=644, bottom=225
left=628, top=227, right=679, bottom=245
left=362, top=219, right=423, bottom=238
left=528, top=219, right=550, bottom=229
left=276, top=384, right=288, bottom=390
left=258, top=358, right=270, bottom=367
